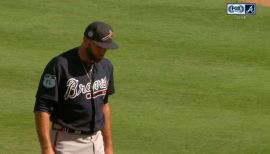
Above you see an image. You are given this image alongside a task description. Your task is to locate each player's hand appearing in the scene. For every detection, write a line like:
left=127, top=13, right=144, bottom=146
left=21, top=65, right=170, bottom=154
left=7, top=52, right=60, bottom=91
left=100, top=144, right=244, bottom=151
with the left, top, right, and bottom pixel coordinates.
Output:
left=42, top=147, right=55, bottom=154
left=105, top=147, right=114, bottom=154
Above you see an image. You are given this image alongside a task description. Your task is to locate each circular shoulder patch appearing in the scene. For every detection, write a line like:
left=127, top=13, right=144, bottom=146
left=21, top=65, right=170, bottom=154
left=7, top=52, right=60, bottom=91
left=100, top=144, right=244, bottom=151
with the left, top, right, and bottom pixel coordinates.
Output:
left=43, top=74, right=56, bottom=88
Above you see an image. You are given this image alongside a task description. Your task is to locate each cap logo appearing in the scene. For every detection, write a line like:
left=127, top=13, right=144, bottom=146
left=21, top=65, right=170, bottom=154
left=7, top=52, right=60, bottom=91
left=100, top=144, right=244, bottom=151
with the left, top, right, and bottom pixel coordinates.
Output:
left=101, top=30, right=113, bottom=41
left=88, top=31, right=94, bottom=38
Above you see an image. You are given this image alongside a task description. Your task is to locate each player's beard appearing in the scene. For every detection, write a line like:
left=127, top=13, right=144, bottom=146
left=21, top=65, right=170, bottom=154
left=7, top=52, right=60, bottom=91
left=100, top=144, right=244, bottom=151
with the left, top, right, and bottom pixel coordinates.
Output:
left=86, top=46, right=98, bottom=63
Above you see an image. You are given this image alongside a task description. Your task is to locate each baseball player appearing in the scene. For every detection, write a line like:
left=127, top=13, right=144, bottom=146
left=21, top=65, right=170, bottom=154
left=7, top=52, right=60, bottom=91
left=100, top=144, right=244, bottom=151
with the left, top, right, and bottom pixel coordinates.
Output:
left=34, top=21, right=118, bottom=154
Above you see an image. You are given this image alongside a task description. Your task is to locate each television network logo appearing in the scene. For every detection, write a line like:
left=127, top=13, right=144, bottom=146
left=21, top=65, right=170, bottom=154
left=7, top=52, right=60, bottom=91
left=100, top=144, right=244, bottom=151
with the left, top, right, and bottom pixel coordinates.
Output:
left=227, top=3, right=256, bottom=15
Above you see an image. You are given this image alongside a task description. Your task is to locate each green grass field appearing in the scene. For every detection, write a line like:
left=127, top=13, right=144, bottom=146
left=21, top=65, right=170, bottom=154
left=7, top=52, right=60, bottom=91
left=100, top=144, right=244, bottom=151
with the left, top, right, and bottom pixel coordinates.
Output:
left=1, top=0, right=270, bottom=153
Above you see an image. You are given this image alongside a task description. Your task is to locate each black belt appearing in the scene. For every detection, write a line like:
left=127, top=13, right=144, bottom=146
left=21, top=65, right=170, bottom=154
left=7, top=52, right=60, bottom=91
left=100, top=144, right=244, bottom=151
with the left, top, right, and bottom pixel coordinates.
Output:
left=52, top=123, right=97, bottom=135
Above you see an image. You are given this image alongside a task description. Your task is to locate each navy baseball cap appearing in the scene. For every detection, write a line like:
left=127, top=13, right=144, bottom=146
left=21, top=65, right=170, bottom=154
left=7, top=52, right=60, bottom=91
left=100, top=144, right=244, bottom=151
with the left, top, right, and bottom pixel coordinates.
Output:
left=84, top=21, right=118, bottom=49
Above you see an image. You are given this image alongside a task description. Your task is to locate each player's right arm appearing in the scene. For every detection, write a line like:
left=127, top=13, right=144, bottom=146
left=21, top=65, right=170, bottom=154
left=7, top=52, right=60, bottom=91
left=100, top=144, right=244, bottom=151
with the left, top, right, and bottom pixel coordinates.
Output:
left=34, top=58, right=60, bottom=154
left=35, top=111, right=55, bottom=154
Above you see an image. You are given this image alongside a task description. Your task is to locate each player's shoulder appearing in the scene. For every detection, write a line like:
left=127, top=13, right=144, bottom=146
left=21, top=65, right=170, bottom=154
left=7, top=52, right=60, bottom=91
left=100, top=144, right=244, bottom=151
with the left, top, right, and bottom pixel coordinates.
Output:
left=47, top=47, right=79, bottom=67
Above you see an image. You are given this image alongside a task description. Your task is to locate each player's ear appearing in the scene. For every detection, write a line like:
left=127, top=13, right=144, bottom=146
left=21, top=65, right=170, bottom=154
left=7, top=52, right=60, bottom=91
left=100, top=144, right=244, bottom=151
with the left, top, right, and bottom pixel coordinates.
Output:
left=83, top=36, right=88, bottom=43
left=82, top=36, right=90, bottom=46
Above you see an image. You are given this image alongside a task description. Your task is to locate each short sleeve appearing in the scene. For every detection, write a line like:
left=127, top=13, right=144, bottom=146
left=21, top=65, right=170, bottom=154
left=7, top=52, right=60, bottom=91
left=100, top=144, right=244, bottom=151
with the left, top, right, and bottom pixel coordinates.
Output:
left=104, top=63, right=115, bottom=104
left=107, top=65, right=115, bottom=95
left=35, top=58, right=60, bottom=102
left=34, top=97, right=55, bottom=113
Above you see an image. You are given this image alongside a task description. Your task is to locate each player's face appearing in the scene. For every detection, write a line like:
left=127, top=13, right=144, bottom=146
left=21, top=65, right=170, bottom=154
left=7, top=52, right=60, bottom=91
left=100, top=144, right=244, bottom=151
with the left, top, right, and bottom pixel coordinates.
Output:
left=90, top=41, right=107, bottom=61
left=86, top=40, right=107, bottom=62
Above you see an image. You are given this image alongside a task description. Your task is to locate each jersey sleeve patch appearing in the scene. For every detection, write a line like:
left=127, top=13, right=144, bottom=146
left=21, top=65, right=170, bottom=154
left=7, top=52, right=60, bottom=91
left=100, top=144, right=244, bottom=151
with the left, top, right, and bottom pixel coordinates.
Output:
left=42, top=74, right=56, bottom=88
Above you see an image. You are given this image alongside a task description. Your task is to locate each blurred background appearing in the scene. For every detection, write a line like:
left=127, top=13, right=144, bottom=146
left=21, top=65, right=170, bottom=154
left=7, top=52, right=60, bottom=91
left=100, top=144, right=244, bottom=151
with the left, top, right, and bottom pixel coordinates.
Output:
left=0, top=0, right=270, bottom=153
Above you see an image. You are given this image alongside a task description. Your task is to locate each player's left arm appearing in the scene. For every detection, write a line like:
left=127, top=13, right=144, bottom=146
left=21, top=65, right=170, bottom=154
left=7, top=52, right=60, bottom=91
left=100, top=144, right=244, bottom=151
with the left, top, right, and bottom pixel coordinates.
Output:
left=102, top=103, right=114, bottom=154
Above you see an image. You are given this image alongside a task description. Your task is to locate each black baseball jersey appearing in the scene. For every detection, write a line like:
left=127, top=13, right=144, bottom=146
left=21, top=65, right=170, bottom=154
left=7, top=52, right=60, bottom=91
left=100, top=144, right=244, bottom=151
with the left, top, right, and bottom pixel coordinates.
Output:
left=34, top=47, right=115, bottom=132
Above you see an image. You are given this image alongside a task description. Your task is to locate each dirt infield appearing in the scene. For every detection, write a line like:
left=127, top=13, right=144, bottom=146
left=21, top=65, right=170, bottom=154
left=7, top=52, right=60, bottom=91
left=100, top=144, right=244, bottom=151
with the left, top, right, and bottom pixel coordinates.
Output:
left=242, top=0, right=270, bottom=7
